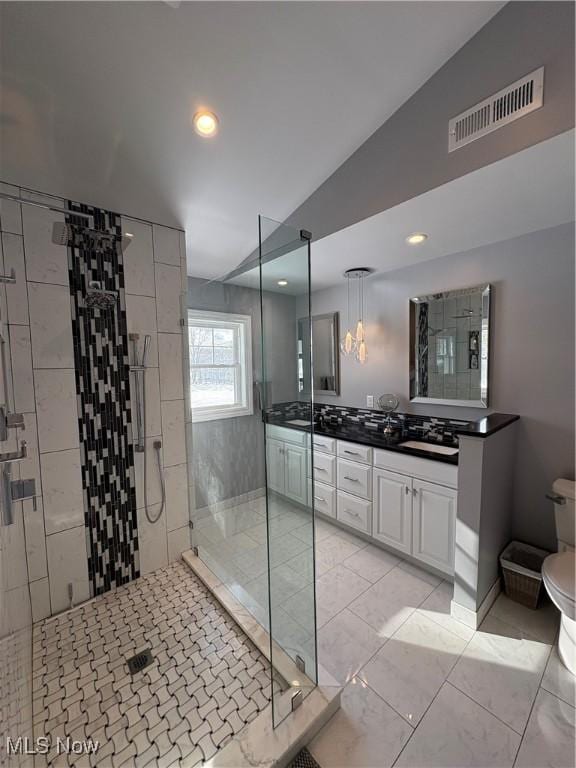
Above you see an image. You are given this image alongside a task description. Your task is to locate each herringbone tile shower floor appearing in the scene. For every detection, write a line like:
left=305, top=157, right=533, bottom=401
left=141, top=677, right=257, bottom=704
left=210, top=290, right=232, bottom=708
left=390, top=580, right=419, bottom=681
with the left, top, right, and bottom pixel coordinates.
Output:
left=32, top=562, right=280, bottom=767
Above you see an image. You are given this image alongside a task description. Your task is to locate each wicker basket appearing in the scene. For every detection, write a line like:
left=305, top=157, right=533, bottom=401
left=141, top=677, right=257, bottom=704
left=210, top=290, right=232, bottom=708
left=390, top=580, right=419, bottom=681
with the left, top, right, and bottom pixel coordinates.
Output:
left=500, top=541, right=550, bottom=610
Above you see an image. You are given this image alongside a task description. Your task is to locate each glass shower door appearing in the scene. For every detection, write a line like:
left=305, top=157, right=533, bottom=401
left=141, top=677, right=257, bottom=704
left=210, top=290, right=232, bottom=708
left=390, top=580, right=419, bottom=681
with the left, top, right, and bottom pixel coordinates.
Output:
left=259, top=216, right=317, bottom=726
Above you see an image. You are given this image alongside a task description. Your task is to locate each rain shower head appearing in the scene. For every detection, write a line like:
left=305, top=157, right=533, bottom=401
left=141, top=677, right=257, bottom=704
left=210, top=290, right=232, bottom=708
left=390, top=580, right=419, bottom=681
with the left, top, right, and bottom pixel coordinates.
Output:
left=52, top=221, right=133, bottom=251
left=85, top=281, right=118, bottom=311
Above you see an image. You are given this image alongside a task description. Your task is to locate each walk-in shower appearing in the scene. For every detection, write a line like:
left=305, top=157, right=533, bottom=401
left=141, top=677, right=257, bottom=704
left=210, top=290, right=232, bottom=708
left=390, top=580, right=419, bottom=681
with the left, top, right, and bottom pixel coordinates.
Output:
left=0, top=188, right=318, bottom=766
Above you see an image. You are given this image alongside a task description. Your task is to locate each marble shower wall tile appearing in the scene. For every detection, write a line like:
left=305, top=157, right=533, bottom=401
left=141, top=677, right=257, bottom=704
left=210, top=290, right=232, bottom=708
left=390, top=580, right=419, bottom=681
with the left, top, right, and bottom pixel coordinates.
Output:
left=46, top=525, right=91, bottom=614
left=40, top=448, right=84, bottom=535
left=158, top=332, right=184, bottom=401
left=160, top=399, right=186, bottom=467
left=153, top=224, right=181, bottom=266
left=22, top=205, right=68, bottom=285
left=2, top=231, right=29, bottom=325
left=123, top=218, right=155, bottom=297
left=155, top=263, right=181, bottom=333
left=34, top=369, right=79, bottom=452
left=8, top=323, right=34, bottom=413
left=125, top=293, right=159, bottom=366
left=28, top=282, right=74, bottom=368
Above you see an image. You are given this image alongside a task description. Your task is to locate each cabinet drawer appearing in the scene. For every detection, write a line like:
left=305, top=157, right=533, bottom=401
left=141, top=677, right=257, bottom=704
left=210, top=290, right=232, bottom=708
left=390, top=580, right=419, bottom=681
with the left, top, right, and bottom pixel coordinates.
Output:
left=312, top=480, right=336, bottom=518
left=337, top=458, right=372, bottom=500
left=313, top=451, right=336, bottom=485
left=337, top=491, right=371, bottom=534
left=337, top=440, right=372, bottom=464
left=373, top=448, right=458, bottom=489
left=313, top=434, right=336, bottom=454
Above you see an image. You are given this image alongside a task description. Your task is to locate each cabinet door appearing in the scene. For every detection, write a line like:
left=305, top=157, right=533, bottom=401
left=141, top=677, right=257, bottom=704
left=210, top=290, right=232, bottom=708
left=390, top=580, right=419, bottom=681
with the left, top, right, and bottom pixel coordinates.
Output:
left=412, top=480, right=456, bottom=575
left=267, top=439, right=285, bottom=495
left=284, top=445, right=308, bottom=505
left=372, top=468, right=412, bottom=555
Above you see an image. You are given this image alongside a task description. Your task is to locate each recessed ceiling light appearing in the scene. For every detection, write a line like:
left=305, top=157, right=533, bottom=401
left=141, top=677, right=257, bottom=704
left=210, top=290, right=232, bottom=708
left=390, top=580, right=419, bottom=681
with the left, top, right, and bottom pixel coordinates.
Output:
left=406, top=232, right=428, bottom=245
left=277, top=279, right=288, bottom=286
left=193, top=110, right=219, bottom=137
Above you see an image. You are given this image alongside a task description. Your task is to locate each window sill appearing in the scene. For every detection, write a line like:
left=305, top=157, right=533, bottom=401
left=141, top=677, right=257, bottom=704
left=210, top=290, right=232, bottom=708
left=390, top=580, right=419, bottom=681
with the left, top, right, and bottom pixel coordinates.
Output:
left=191, top=406, right=254, bottom=424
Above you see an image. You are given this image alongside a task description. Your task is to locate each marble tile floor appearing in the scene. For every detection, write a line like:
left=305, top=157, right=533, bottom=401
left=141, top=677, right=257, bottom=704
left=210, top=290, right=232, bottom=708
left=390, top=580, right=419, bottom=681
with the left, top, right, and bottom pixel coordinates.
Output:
left=309, top=536, right=574, bottom=768
left=31, top=562, right=283, bottom=767
left=194, top=496, right=575, bottom=768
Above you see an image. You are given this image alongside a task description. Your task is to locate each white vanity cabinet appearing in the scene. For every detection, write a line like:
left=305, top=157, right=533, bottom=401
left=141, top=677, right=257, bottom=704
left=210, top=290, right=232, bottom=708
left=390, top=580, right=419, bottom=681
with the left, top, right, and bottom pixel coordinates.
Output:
left=373, top=449, right=458, bottom=575
left=267, top=439, right=285, bottom=495
left=267, top=423, right=458, bottom=577
left=266, top=426, right=309, bottom=506
left=411, top=479, right=457, bottom=574
left=373, top=468, right=413, bottom=555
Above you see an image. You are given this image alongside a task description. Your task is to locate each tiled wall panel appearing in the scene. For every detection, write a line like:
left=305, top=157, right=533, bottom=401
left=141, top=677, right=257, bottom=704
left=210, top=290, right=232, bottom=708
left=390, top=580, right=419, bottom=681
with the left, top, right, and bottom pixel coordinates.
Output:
left=66, top=203, right=139, bottom=595
left=0, top=184, right=190, bottom=629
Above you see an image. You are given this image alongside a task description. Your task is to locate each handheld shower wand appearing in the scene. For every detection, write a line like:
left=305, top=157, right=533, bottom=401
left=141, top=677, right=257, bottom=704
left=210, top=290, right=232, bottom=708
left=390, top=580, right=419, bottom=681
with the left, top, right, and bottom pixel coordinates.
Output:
left=130, top=333, right=164, bottom=525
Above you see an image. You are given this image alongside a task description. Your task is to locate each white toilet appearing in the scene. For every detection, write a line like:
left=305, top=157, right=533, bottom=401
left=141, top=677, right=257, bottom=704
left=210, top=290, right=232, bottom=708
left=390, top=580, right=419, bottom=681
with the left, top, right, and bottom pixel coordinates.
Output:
left=542, top=478, right=576, bottom=675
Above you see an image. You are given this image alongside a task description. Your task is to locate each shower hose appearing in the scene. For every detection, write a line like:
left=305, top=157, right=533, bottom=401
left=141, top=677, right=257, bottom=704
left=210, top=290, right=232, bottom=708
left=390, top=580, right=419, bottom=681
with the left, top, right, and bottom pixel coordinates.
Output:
left=141, top=366, right=165, bottom=524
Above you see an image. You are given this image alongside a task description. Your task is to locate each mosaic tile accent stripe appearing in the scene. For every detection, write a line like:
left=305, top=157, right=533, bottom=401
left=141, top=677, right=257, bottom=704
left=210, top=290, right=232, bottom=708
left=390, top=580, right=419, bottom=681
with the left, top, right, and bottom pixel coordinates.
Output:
left=417, top=302, right=429, bottom=397
left=32, top=562, right=280, bottom=767
left=66, top=202, right=139, bottom=596
left=266, top=401, right=471, bottom=442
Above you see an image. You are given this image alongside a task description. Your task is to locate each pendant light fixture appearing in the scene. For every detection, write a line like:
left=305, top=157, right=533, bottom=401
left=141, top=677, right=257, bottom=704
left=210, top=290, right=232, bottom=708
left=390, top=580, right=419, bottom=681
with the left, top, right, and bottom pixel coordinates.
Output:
left=340, top=268, right=373, bottom=364
left=339, top=270, right=357, bottom=356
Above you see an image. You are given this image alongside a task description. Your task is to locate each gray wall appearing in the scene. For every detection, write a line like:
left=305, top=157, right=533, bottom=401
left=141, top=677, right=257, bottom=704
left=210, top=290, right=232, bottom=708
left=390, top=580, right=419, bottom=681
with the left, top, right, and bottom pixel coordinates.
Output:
left=188, top=277, right=298, bottom=509
left=286, top=2, right=575, bottom=241
left=306, top=223, right=575, bottom=550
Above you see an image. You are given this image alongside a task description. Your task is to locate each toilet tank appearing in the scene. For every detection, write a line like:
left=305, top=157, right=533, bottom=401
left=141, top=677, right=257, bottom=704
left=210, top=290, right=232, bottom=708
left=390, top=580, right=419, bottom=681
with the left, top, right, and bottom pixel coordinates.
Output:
left=551, top=478, right=576, bottom=551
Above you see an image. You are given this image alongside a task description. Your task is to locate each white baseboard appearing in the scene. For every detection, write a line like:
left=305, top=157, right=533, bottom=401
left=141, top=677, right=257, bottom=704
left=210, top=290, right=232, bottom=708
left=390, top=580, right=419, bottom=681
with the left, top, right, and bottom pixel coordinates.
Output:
left=451, top=577, right=502, bottom=630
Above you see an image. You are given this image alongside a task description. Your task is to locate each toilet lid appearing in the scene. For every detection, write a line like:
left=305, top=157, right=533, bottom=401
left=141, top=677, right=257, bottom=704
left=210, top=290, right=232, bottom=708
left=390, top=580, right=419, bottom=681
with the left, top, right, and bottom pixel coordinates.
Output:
left=543, top=552, right=575, bottom=601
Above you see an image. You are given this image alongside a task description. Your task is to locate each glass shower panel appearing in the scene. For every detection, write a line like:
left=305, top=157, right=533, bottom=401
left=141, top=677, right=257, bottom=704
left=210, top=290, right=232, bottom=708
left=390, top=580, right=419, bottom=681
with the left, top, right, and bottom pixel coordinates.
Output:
left=259, top=216, right=317, bottom=726
left=189, top=216, right=317, bottom=729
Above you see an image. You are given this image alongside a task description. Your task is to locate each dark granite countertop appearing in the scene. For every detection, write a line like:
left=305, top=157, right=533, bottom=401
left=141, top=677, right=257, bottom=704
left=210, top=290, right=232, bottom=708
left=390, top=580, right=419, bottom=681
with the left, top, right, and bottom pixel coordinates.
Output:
left=267, top=419, right=460, bottom=465
left=267, top=412, right=519, bottom=465
left=452, top=413, right=519, bottom=437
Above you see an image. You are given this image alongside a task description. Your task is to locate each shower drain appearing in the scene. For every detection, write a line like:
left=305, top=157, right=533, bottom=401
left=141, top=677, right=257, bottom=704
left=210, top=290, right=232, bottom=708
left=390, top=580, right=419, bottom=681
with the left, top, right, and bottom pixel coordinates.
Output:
left=127, top=648, right=153, bottom=674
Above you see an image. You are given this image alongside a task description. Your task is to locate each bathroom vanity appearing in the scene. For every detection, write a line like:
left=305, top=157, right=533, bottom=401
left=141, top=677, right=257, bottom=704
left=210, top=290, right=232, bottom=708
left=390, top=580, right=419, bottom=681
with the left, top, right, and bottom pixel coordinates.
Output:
left=268, top=422, right=458, bottom=575
left=266, top=408, right=519, bottom=627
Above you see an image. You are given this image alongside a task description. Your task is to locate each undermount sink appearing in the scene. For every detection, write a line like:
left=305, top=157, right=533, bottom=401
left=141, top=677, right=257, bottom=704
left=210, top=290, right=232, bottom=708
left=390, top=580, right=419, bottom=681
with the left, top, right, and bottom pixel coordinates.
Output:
left=399, top=440, right=459, bottom=456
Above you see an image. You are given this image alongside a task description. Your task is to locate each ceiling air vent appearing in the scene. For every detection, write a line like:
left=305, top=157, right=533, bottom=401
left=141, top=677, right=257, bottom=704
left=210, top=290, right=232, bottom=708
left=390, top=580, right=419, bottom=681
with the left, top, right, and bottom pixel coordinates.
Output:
left=448, top=67, right=544, bottom=152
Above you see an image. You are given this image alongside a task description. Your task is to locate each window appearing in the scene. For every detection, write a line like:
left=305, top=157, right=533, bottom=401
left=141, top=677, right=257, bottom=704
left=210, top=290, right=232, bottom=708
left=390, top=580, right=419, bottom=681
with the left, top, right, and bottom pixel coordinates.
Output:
left=188, top=310, right=253, bottom=422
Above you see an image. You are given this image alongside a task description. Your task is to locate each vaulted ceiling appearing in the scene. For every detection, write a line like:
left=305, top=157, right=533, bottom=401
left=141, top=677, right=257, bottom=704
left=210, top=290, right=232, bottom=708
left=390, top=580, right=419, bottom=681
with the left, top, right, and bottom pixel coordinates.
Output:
left=0, top=1, right=503, bottom=278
